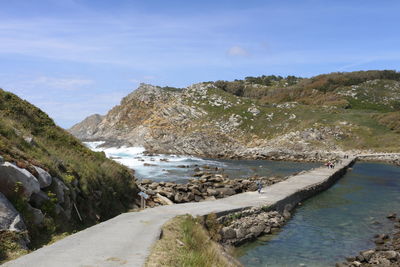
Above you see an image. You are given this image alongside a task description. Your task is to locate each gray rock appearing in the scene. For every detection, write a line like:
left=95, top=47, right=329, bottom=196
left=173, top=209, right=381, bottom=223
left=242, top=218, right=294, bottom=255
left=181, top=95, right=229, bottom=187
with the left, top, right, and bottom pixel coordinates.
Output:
left=0, top=155, right=4, bottom=164
left=26, top=204, right=44, bottom=225
left=30, top=191, right=50, bottom=208
left=52, top=177, right=69, bottom=203
left=206, top=188, right=218, bottom=196
left=360, top=250, right=375, bottom=262
left=249, top=225, right=264, bottom=236
left=379, top=250, right=399, bottom=260
left=194, top=195, right=203, bottom=202
left=0, top=162, right=40, bottom=198
left=33, top=166, right=52, bottom=188
left=283, top=209, right=291, bottom=220
left=236, top=227, right=247, bottom=239
left=216, top=187, right=236, bottom=197
left=221, top=227, right=236, bottom=239
left=0, top=192, right=26, bottom=232
left=174, top=192, right=184, bottom=203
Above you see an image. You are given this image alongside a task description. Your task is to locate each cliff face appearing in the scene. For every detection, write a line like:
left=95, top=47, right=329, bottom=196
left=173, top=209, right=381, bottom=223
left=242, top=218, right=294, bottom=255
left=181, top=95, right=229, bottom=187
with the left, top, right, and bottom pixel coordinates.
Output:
left=69, top=73, right=400, bottom=159
left=69, top=114, right=103, bottom=140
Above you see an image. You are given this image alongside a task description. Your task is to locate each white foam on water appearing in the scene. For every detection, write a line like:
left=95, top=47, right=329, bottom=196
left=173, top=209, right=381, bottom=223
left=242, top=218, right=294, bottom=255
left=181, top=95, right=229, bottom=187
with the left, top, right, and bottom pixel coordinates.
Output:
left=83, top=141, right=226, bottom=181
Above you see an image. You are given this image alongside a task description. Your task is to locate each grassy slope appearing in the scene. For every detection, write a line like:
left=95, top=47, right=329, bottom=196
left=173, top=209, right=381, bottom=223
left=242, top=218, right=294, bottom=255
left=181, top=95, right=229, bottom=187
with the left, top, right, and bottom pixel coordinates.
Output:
left=184, top=75, right=400, bottom=152
left=146, top=214, right=240, bottom=267
left=0, top=89, right=138, bottom=262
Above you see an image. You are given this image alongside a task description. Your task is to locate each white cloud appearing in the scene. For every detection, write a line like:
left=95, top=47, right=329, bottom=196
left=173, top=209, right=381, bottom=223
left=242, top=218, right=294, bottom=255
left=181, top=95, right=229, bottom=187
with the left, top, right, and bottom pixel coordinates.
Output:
left=227, top=46, right=249, bottom=57
left=28, top=76, right=94, bottom=90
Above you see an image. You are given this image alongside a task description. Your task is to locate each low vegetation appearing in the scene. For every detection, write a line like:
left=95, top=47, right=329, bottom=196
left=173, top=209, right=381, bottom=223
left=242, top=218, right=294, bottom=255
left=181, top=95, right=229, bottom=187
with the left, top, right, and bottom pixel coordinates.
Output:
left=146, top=214, right=240, bottom=267
left=0, top=89, right=138, bottom=262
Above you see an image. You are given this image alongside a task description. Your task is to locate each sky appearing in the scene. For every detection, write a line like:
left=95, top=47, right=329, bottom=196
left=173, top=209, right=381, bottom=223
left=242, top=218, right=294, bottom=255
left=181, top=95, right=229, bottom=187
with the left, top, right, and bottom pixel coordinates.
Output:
left=1, top=0, right=400, bottom=128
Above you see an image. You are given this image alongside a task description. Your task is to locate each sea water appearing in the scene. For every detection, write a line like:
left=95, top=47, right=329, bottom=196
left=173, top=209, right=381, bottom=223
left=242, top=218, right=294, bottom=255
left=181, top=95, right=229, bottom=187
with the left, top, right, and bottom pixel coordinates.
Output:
left=237, top=162, right=400, bottom=267
left=84, top=141, right=320, bottom=182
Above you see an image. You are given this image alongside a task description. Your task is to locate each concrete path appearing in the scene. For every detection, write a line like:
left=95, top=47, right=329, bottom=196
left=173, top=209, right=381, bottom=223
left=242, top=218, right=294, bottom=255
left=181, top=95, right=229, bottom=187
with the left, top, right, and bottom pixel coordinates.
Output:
left=3, top=158, right=355, bottom=267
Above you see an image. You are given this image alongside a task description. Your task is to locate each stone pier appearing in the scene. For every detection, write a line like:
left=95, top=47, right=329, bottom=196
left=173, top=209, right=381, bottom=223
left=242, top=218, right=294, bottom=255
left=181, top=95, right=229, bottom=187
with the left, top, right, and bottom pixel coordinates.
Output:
left=4, top=157, right=356, bottom=267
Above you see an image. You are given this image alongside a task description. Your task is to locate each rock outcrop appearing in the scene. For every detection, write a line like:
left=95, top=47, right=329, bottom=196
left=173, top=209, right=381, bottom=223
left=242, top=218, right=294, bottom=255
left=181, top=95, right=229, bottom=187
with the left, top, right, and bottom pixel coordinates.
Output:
left=337, top=213, right=400, bottom=266
left=0, top=192, right=26, bottom=232
left=0, top=162, right=40, bottom=199
left=218, top=207, right=288, bottom=245
left=68, top=114, right=104, bottom=140
left=70, top=79, right=400, bottom=160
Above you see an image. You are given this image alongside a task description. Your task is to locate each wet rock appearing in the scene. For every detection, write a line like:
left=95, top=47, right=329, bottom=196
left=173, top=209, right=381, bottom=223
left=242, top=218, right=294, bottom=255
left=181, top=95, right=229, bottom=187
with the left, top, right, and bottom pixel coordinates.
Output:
left=387, top=213, right=397, bottom=219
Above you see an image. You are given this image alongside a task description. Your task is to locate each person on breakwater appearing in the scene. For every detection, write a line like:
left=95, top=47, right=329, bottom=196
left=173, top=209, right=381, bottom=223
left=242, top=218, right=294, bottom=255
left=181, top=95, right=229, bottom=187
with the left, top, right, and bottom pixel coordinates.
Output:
left=257, top=180, right=263, bottom=194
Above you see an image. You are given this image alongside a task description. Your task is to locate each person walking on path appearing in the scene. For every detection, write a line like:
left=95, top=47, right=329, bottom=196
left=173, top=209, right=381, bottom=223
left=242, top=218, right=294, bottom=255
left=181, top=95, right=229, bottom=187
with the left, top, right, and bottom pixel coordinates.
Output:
left=257, top=179, right=263, bottom=194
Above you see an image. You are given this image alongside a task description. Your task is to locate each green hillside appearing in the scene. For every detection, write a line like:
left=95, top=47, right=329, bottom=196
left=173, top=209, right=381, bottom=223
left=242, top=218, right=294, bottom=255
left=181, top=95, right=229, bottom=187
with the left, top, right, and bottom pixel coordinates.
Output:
left=0, top=89, right=138, bottom=262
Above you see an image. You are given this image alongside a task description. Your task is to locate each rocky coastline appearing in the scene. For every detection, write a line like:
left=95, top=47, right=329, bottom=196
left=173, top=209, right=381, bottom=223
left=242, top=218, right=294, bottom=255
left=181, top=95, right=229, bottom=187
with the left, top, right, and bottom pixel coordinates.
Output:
left=137, top=171, right=290, bottom=207
left=336, top=213, right=400, bottom=267
left=217, top=206, right=290, bottom=246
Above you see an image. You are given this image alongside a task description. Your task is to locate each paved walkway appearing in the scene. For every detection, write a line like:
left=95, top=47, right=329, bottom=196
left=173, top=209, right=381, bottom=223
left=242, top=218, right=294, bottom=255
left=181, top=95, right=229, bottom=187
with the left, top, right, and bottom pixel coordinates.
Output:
left=3, top=158, right=355, bottom=267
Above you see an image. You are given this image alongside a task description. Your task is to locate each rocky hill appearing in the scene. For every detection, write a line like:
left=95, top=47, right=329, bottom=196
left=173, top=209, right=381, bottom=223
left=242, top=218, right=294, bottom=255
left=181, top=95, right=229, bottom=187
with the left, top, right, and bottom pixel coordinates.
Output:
left=70, top=70, right=400, bottom=161
left=0, top=89, right=138, bottom=263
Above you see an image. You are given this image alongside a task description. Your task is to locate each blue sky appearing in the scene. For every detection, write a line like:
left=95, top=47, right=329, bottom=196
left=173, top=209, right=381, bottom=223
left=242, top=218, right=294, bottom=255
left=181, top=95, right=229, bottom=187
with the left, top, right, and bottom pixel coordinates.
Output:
left=1, top=0, right=400, bottom=128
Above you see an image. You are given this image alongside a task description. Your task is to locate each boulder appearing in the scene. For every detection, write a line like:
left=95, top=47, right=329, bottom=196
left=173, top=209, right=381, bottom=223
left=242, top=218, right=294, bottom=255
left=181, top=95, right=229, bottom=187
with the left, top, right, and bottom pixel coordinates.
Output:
left=379, top=250, right=399, bottom=260
left=216, top=187, right=236, bottom=197
left=0, top=192, right=26, bottom=232
left=26, top=204, right=44, bottom=225
left=221, top=227, right=236, bottom=239
left=30, top=191, right=50, bottom=208
left=360, top=250, right=375, bottom=262
left=0, top=162, right=40, bottom=198
left=249, top=225, right=264, bottom=236
left=236, top=227, right=247, bottom=239
left=174, top=192, right=184, bottom=203
left=387, top=213, right=397, bottom=219
left=155, top=193, right=174, bottom=205
left=194, top=195, right=203, bottom=202
left=283, top=209, right=291, bottom=220
left=33, top=166, right=52, bottom=188
left=206, top=188, right=218, bottom=196
left=52, top=177, right=69, bottom=203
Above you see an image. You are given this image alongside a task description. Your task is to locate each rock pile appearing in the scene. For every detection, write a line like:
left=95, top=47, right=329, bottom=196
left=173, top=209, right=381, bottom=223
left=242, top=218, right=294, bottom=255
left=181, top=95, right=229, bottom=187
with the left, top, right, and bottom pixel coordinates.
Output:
left=137, top=174, right=286, bottom=207
left=217, top=207, right=288, bottom=245
left=336, top=213, right=400, bottom=267
left=0, top=160, right=74, bottom=232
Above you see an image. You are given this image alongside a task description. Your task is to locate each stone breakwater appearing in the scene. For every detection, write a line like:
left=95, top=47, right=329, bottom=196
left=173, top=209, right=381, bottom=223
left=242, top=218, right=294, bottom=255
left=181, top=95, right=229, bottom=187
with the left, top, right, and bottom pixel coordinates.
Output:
left=217, top=206, right=289, bottom=246
left=137, top=174, right=288, bottom=207
left=336, top=213, right=400, bottom=267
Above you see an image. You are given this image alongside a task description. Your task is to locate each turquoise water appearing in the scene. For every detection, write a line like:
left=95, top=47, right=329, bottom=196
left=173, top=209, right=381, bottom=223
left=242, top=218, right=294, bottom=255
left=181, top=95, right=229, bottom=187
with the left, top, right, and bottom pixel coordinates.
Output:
left=237, top=162, right=400, bottom=267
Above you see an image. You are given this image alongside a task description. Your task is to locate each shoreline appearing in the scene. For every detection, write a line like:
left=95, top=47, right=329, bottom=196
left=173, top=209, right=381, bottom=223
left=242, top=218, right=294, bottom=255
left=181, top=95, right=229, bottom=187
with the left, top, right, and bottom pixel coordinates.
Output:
left=336, top=213, right=400, bottom=266
left=86, top=140, right=400, bottom=166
